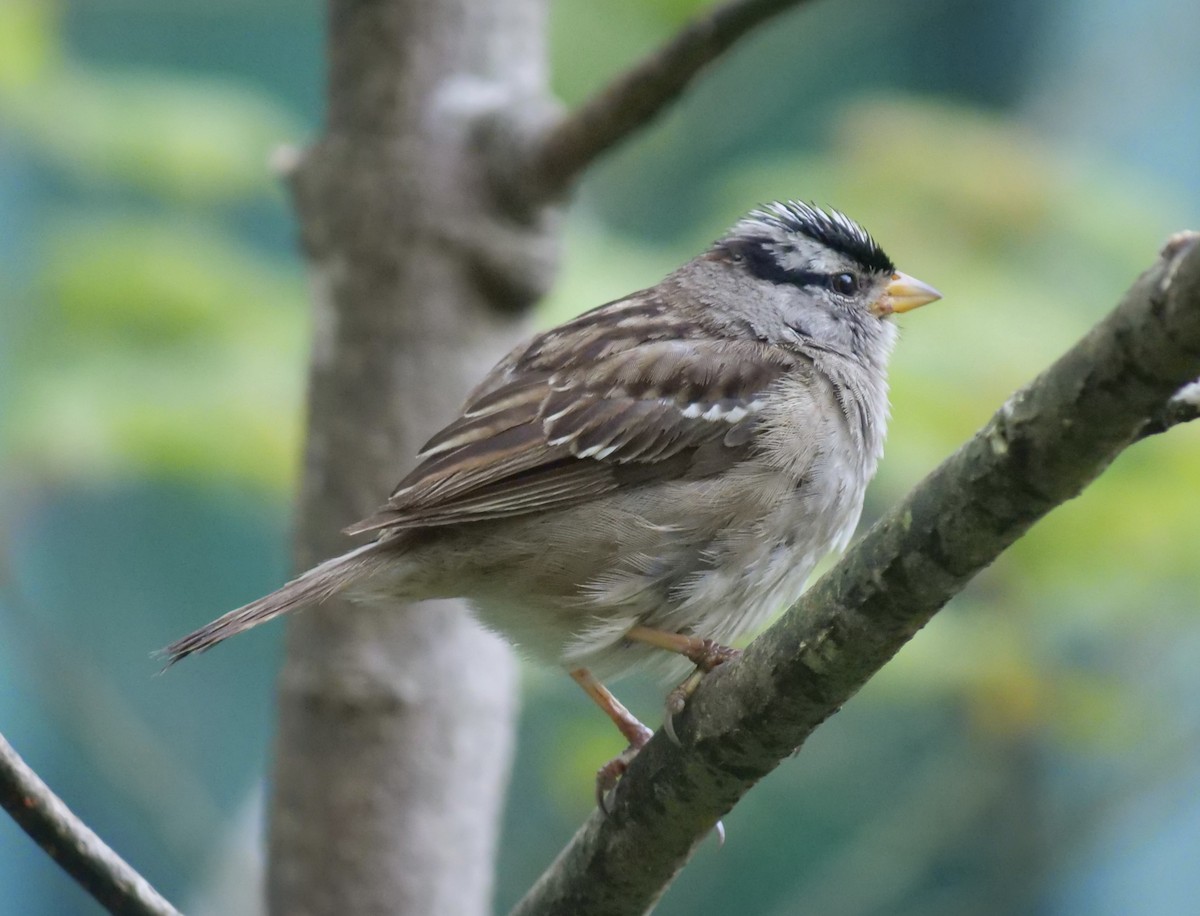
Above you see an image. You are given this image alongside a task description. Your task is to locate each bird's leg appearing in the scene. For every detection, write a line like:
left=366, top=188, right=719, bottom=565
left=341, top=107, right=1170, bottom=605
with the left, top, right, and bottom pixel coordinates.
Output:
left=624, top=625, right=742, bottom=672
left=569, top=668, right=653, bottom=811
left=625, top=625, right=743, bottom=745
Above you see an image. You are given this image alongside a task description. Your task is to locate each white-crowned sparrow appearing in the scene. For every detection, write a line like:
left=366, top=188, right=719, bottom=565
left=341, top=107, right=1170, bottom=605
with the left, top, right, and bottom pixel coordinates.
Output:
left=165, top=201, right=941, bottom=798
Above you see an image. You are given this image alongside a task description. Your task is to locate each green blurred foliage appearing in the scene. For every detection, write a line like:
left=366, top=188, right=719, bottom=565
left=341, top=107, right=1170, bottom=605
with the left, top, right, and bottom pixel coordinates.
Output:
left=0, top=0, right=307, bottom=493
left=0, top=2, right=299, bottom=204
left=549, top=0, right=700, bottom=104
left=19, top=214, right=306, bottom=489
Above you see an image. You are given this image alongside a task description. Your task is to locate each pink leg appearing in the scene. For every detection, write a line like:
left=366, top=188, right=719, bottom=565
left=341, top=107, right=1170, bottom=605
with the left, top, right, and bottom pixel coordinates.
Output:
left=625, top=625, right=742, bottom=672
left=570, top=668, right=654, bottom=810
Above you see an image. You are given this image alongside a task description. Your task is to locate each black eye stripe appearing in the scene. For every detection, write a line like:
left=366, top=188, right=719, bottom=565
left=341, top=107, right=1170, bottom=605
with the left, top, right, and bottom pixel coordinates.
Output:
left=785, top=270, right=833, bottom=289
left=720, top=240, right=858, bottom=292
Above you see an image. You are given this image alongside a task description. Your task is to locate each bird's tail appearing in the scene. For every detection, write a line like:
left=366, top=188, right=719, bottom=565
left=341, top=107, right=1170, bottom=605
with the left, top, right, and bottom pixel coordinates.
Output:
left=160, top=541, right=382, bottom=666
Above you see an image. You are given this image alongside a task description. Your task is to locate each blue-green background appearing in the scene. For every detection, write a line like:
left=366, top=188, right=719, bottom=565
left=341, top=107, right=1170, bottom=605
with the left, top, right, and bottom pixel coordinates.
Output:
left=2, top=1, right=1199, bottom=913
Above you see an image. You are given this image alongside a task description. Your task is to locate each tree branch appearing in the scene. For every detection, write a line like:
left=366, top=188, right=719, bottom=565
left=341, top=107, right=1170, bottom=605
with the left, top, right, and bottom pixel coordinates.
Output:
left=511, top=234, right=1200, bottom=916
left=0, top=730, right=180, bottom=916
left=526, top=0, right=818, bottom=199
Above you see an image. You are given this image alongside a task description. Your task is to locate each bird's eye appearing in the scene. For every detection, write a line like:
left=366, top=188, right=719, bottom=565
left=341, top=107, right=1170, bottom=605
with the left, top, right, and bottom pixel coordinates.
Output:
left=830, top=272, right=858, bottom=295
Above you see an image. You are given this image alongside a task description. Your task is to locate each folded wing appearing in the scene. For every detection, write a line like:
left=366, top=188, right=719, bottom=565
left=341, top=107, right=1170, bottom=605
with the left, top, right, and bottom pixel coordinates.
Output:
left=345, top=293, right=798, bottom=535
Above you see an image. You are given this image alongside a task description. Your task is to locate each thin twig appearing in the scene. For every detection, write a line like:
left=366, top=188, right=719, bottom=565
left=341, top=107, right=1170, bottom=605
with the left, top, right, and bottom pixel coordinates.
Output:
left=0, top=730, right=180, bottom=916
left=527, top=0, right=818, bottom=199
left=510, top=234, right=1200, bottom=916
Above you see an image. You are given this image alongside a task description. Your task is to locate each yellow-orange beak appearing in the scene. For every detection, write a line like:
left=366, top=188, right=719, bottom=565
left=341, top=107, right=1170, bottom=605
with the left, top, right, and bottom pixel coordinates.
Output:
left=874, top=271, right=942, bottom=316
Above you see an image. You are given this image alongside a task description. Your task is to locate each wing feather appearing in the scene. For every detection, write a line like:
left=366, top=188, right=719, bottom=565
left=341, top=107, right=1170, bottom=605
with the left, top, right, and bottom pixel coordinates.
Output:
left=345, top=293, right=800, bottom=535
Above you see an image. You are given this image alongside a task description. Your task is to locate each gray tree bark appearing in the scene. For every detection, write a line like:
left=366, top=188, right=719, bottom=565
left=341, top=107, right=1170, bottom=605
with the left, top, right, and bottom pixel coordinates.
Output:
left=270, top=2, right=559, bottom=914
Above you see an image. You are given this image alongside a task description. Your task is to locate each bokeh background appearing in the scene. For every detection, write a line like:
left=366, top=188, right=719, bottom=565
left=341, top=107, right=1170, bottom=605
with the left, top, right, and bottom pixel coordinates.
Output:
left=2, top=0, right=1199, bottom=913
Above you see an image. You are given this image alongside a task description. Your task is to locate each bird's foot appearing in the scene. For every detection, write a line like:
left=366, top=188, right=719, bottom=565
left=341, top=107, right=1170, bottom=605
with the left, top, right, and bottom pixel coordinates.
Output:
left=624, top=625, right=742, bottom=674
left=662, top=645, right=742, bottom=745
left=685, top=639, right=742, bottom=673
left=595, top=721, right=653, bottom=813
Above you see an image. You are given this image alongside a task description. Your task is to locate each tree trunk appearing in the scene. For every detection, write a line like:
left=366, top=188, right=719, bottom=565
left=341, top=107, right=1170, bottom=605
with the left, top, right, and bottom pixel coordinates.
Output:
left=269, top=2, right=557, bottom=913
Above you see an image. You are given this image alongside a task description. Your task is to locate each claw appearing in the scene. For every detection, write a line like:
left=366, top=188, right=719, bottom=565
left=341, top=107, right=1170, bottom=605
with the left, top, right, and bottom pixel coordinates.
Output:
left=663, top=668, right=704, bottom=746
left=663, top=711, right=681, bottom=747
left=595, top=740, right=648, bottom=813
left=715, top=819, right=726, bottom=847
left=595, top=759, right=620, bottom=813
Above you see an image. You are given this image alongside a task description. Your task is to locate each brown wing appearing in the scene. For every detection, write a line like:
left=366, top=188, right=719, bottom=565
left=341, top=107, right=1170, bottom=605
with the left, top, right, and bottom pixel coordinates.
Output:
left=344, top=293, right=798, bottom=535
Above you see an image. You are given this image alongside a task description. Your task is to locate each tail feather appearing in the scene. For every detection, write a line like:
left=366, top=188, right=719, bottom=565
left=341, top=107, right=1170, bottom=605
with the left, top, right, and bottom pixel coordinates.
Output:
left=160, top=542, right=381, bottom=666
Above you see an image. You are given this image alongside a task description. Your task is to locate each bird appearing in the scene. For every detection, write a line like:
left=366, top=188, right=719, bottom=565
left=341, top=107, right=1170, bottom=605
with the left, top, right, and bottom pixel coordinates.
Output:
left=163, top=200, right=941, bottom=802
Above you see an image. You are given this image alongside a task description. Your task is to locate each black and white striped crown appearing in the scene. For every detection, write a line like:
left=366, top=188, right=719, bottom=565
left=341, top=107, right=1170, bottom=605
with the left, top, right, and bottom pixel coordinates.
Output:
left=737, top=201, right=894, bottom=274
